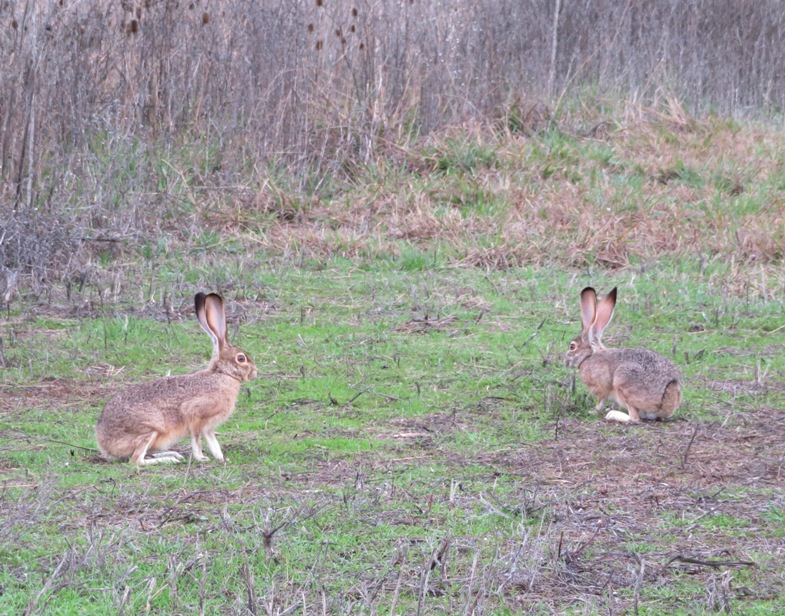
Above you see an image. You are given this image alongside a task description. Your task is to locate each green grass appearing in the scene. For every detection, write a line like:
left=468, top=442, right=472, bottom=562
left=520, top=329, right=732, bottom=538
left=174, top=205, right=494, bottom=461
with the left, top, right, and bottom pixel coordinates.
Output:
left=2, top=259, right=784, bottom=614
left=3, top=111, right=785, bottom=613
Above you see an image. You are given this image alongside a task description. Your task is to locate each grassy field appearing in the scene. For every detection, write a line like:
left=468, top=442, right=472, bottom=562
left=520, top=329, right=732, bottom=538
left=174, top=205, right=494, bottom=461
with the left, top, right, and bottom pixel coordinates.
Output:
left=1, top=106, right=785, bottom=614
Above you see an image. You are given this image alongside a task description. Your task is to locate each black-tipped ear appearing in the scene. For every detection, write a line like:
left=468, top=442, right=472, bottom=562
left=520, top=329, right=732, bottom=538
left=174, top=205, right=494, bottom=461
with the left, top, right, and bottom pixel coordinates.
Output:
left=195, top=292, right=207, bottom=316
left=579, top=287, right=597, bottom=332
left=195, top=292, right=210, bottom=333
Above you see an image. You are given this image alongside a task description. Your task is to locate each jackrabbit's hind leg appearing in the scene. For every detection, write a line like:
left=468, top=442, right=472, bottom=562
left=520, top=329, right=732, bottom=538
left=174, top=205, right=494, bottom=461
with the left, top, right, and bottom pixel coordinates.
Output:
left=606, top=387, right=639, bottom=423
left=625, top=405, right=641, bottom=422
left=131, top=433, right=183, bottom=465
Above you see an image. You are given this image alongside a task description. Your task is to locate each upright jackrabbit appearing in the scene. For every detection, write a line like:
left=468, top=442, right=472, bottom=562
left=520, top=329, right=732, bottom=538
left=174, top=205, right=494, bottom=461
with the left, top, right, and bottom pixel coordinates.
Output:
left=96, top=293, right=257, bottom=465
left=564, top=287, right=681, bottom=423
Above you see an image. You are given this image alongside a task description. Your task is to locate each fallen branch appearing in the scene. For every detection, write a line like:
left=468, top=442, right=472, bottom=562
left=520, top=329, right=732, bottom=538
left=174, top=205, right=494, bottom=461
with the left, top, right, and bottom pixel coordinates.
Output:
left=347, top=387, right=371, bottom=405
left=517, top=318, right=546, bottom=349
left=10, top=429, right=99, bottom=453
left=563, top=524, right=601, bottom=564
left=665, top=555, right=756, bottom=569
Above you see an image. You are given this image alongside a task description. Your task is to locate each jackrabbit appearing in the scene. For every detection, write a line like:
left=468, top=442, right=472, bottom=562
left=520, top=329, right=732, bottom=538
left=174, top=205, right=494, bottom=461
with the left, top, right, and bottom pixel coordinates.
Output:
left=96, top=293, right=257, bottom=464
left=564, top=287, right=681, bottom=423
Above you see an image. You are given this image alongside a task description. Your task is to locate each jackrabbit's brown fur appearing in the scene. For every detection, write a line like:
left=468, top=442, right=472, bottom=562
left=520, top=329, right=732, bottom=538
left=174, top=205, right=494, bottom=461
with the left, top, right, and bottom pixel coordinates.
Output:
left=564, top=287, right=681, bottom=423
left=96, top=293, right=257, bottom=465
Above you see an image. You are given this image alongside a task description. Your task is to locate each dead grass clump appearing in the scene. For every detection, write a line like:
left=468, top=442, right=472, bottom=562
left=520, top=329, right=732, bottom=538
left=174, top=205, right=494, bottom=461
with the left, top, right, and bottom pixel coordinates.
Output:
left=457, top=247, right=523, bottom=270
left=500, top=96, right=553, bottom=136
left=393, top=314, right=457, bottom=333
left=389, top=208, right=464, bottom=243
left=735, top=222, right=785, bottom=264
left=0, top=213, right=89, bottom=289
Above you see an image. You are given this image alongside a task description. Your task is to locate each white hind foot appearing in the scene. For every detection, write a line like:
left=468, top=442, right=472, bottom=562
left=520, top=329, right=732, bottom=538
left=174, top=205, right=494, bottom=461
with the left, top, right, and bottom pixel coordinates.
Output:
left=605, top=410, right=633, bottom=423
left=132, top=433, right=185, bottom=465
left=151, top=451, right=184, bottom=462
left=136, top=452, right=184, bottom=466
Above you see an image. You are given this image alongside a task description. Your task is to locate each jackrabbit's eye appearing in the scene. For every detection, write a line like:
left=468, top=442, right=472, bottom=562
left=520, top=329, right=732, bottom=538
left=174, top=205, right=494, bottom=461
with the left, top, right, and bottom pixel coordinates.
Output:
left=236, top=354, right=247, bottom=363
left=569, top=342, right=577, bottom=351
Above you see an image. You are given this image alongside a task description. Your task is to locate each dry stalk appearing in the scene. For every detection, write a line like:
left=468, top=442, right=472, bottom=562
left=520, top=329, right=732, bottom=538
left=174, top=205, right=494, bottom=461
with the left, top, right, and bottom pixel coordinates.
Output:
left=681, top=424, right=699, bottom=470
left=24, top=550, right=72, bottom=616
left=632, top=554, right=645, bottom=616
left=388, top=549, right=407, bottom=616
left=241, top=561, right=258, bottom=615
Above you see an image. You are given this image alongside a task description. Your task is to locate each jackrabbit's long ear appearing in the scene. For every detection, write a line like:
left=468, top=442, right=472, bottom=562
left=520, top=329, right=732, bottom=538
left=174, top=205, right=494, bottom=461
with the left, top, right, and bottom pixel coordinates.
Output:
left=579, top=287, right=597, bottom=333
left=204, top=293, right=227, bottom=350
left=195, top=292, right=221, bottom=357
left=591, top=287, right=617, bottom=340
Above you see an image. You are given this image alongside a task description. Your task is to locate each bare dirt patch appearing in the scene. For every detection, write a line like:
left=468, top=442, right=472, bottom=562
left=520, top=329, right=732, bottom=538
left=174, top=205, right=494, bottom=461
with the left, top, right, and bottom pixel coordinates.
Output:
left=0, top=378, right=110, bottom=415
left=461, top=411, right=785, bottom=608
left=292, top=405, right=785, bottom=610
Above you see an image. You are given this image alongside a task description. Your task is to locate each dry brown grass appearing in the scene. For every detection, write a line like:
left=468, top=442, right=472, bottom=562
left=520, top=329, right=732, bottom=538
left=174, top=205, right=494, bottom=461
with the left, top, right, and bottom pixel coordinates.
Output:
left=223, top=106, right=785, bottom=286
left=0, top=0, right=785, bottom=281
left=3, top=1, right=785, bottom=295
